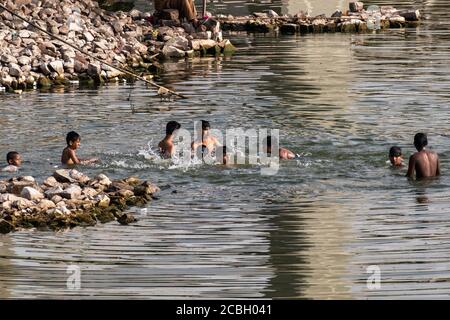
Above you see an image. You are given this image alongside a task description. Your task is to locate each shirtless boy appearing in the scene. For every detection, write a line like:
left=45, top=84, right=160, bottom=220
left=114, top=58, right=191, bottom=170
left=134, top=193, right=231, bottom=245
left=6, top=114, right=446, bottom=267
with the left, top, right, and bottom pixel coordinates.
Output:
left=406, top=133, right=440, bottom=179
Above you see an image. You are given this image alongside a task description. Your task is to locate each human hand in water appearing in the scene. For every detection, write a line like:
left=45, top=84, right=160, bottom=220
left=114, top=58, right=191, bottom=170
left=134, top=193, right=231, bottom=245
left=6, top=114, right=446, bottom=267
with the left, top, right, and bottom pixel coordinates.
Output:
left=81, top=158, right=99, bottom=165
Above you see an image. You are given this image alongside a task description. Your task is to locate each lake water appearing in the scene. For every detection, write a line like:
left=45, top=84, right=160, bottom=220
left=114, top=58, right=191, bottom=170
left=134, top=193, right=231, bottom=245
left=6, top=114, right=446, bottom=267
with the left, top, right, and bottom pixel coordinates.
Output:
left=1, top=0, right=450, bottom=299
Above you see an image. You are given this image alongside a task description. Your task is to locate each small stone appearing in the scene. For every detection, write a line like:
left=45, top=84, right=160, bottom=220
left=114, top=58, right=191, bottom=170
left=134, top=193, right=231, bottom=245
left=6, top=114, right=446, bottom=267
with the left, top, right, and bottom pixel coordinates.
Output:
left=95, top=194, right=110, bottom=208
left=21, top=187, right=44, bottom=201
left=69, top=169, right=90, bottom=184
left=17, top=56, right=31, bottom=66
left=117, top=189, right=134, bottom=198
left=96, top=174, right=112, bottom=186
left=7, top=180, right=35, bottom=195
left=53, top=169, right=76, bottom=183
left=12, top=197, right=34, bottom=209
left=37, top=199, right=56, bottom=211
left=117, top=213, right=136, bottom=225
left=42, top=176, right=59, bottom=188
left=82, top=187, right=98, bottom=198
left=51, top=195, right=63, bottom=204
left=49, top=60, right=64, bottom=75
left=61, top=185, right=82, bottom=200
left=87, top=63, right=101, bottom=76
left=133, top=181, right=160, bottom=197
left=45, top=186, right=64, bottom=199
left=8, top=63, right=22, bottom=77
left=1, top=54, right=18, bottom=64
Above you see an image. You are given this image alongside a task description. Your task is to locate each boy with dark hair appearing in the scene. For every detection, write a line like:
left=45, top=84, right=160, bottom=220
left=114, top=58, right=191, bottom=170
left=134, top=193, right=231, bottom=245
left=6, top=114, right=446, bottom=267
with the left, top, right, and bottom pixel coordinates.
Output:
left=158, top=121, right=181, bottom=159
left=263, top=136, right=295, bottom=160
left=406, top=133, right=440, bottom=179
left=192, top=120, right=221, bottom=153
left=389, top=146, right=403, bottom=167
left=61, top=131, right=98, bottom=165
left=2, top=151, right=22, bottom=172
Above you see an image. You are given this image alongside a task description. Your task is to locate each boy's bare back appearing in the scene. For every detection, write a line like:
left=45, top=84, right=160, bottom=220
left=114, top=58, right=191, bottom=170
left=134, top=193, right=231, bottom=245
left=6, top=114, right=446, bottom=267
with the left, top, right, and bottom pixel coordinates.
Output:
left=158, top=139, right=174, bottom=159
left=407, top=150, right=440, bottom=179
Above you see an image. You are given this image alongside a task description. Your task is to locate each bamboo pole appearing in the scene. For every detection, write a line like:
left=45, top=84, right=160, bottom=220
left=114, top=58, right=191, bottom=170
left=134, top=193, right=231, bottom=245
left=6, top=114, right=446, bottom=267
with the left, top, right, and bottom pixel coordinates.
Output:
left=202, top=0, right=207, bottom=18
left=0, top=3, right=187, bottom=99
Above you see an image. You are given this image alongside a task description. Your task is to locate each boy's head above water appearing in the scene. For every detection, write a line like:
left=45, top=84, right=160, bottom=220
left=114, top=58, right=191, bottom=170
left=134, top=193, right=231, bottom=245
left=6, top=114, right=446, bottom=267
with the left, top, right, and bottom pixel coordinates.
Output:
left=166, top=121, right=181, bottom=135
left=201, top=120, right=211, bottom=131
left=6, top=151, right=21, bottom=167
left=66, top=131, right=81, bottom=149
left=389, top=146, right=403, bottom=166
left=414, top=132, right=428, bottom=151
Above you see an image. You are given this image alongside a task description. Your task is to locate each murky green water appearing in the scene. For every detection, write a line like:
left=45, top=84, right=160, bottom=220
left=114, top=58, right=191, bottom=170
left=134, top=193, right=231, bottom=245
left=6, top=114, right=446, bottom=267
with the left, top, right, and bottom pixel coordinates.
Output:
left=1, top=0, right=450, bottom=299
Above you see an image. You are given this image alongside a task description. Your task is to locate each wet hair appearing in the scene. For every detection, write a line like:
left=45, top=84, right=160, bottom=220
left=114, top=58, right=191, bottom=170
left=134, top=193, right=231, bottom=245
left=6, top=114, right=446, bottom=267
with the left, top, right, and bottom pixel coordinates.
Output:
left=414, top=133, right=428, bottom=150
left=6, top=151, right=19, bottom=164
left=166, top=121, right=181, bottom=135
left=389, top=146, right=402, bottom=158
left=201, top=120, right=210, bottom=130
left=66, top=131, right=80, bottom=145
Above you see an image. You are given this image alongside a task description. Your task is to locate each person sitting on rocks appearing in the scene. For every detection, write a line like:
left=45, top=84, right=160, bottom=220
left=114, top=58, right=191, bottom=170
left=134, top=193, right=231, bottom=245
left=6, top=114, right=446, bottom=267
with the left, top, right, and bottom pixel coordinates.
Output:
left=158, top=121, right=181, bottom=159
left=263, top=136, right=296, bottom=160
left=154, top=0, right=199, bottom=24
left=61, top=131, right=99, bottom=166
left=2, top=151, right=22, bottom=172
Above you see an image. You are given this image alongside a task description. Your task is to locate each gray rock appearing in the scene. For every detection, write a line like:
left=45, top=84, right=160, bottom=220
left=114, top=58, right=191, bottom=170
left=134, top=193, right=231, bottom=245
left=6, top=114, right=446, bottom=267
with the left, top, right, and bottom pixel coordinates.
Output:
left=39, top=63, right=51, bottom=75
left=162, top=46, right=185, bottom=59
left=21, top=187, right=44, bottom=201
left=37, top=199, right=56, bottom=211
left=1, top=54, right=18, bottom=64
left=42, top=176, right=60, bottom=188
left=83, top=32, right=94, bottom=42
left=87, top=63, right=101, bottom=76
left=49, top=60, right=64, bottom=75
left=45, top=186, right=64, bottom=199
left=53, top=169, right=76, bottom=183
left=17, top=56, right=31, bottom=66
left=60, top=184, right=82, bottom=200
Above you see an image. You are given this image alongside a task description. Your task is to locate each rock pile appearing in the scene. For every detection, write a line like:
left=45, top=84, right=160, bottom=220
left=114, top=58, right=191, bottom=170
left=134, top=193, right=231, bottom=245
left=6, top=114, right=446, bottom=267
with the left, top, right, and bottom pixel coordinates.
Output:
left=0, top=0, right=235, bottom=92
left=0, top=169, right=159, bottom=234
left=217, top=2, right=421, bottom=34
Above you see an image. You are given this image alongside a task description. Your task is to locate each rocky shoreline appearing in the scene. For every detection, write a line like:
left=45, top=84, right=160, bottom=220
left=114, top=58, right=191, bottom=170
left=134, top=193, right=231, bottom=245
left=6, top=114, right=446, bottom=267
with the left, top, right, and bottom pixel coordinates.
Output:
left=218, top=3, right=421, bottom=34
left=0, top=0, right=235, bottom=92
left=0, top=169, right=159, bottom=234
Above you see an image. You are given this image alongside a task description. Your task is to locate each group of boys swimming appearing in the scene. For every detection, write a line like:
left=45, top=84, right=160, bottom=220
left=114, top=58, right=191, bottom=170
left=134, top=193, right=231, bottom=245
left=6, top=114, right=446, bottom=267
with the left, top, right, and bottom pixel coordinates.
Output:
left=1, top=125, right=441, bottom=180
left=157, top=120, right=297, bottom=163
